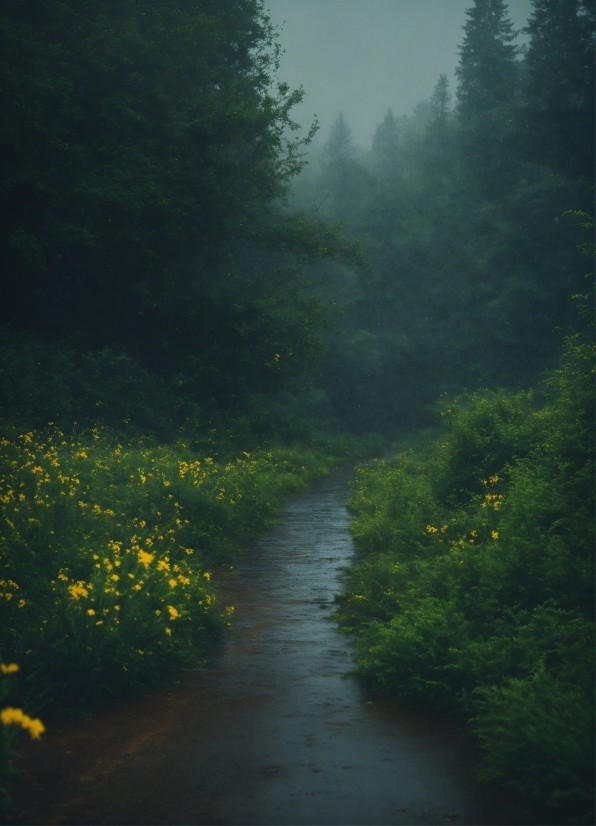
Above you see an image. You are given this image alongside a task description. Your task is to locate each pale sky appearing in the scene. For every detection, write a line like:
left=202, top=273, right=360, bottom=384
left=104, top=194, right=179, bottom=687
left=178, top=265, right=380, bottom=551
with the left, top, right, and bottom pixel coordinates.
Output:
left=266, top=0, right=534, bottom=147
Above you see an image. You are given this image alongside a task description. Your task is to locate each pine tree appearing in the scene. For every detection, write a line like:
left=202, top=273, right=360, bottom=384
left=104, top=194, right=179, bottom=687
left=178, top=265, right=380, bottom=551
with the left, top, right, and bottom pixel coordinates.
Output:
left=372, top=108, right=400, bottom=161
left=454, top=0, right=521, bottom=191
left=428, top=74, right=452, bottom=141
left=524, top=0, right=595, bottom=178
left=323, top=113, right=354, bottom=162
left=455, top=0, right=519, bottom=124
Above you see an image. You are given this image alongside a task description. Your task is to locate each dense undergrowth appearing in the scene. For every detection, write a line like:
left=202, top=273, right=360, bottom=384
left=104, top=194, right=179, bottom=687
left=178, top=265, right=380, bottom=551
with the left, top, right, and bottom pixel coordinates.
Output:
left=336, top=330, right=595, bottom=824
left=0, top=421, right=360, bottom=812
left=0, top=426, right=357, bottom=710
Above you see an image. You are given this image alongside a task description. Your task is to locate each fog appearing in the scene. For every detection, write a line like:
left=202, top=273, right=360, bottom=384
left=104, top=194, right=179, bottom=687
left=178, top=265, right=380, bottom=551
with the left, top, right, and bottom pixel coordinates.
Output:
left=266, top=0, right=534, bottom=146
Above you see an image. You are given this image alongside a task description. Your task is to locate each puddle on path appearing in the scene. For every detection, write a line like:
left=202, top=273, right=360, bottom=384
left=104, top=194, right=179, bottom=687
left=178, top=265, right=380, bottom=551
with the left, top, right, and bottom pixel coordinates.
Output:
left=12, top=467, right=524, bottom=825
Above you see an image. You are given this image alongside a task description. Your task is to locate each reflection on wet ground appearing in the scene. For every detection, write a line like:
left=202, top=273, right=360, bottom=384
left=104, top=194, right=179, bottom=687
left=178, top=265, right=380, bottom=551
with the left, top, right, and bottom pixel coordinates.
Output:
left=13, top=467, right=521, bottom=825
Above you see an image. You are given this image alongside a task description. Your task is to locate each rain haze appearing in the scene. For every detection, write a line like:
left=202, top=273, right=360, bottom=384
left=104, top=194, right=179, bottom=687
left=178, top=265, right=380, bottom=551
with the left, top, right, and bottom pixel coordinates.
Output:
left=3, top=0, right=594, bottom=823
left=266, top=0, right=534, bottom=147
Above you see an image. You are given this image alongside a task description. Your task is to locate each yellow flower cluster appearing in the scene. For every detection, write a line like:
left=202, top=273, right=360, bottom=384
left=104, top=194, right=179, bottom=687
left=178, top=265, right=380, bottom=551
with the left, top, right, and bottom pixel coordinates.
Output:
left=0, top=707, right=45, bottom=739
left=480, top=493, right=505, bottom=510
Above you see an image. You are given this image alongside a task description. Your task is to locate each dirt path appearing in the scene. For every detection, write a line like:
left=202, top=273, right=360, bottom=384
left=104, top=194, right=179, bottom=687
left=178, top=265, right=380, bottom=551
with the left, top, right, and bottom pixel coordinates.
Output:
left=12, top=467, right=521, bottom=825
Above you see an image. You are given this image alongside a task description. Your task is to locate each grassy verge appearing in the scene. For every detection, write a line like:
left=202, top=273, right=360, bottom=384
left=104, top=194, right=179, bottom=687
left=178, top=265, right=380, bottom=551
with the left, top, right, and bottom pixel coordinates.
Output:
left=335, top=333, right=595, bottom=824
left=0, top=423, right=364, bottom=811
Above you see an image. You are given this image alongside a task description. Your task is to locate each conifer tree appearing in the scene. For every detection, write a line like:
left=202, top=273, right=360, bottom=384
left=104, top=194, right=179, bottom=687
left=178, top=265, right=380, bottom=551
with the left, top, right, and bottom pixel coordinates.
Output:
left=323, top=113, right=354, bottom=162
left=455, top=0, right=519, bottom=124
left=427, top=74, right=452, bottom=142
left=524, top=0, right=595, bottom=179
left=455, top=0, right=520, bottom=190
left=372, top=109, right=400, bottom=161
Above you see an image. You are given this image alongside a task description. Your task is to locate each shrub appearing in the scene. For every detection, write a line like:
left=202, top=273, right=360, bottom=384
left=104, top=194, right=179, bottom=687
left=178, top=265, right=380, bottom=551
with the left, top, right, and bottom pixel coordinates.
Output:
left=337, top=333, right=595, bottom=821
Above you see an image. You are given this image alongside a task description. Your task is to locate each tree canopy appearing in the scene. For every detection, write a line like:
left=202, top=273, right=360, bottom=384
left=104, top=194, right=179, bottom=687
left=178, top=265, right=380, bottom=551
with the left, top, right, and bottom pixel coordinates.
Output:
left=0, top=0, right=362, bottom=424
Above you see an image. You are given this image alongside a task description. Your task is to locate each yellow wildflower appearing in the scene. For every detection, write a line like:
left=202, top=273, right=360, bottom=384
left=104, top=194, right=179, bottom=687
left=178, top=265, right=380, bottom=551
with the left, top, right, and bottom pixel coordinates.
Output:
left=68, top=583, right=89, bottom=600
left=87, top=609, right=96, bottom=616
left=168, top=606, right=180, bottom=620
left=0, top=707, right=45, bottom=739
left=168, top=578, right=178, bottom=589
left=137, top=550, right=154, bottom=568
left=165, top=627, right=172, bottom=636
left=0, top=663, right=19, bottom=675
left=492, top=531, right=499, bottom=540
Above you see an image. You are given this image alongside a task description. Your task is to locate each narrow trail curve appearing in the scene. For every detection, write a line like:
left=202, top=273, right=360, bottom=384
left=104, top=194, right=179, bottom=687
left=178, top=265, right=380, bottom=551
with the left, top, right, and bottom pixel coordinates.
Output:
left=13, top=467, right=512, bottom=825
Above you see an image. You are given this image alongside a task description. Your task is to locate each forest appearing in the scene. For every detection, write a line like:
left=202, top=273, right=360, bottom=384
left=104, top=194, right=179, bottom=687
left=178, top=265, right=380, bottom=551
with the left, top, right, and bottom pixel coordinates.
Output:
left=0, top=0, right=593, bottom=822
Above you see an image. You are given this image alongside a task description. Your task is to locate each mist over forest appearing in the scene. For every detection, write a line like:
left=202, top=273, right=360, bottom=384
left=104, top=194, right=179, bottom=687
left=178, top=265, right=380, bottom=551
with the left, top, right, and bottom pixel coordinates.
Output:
left=281, top=0, right=594, bottom=435
left=0, top=1, right=593, bottom=822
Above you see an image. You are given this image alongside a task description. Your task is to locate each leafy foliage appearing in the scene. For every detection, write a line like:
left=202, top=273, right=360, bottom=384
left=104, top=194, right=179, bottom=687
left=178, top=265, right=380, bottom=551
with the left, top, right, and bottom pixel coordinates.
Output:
left=0, top=424, right=353, bottom=714
left=0, top=0, right=364, bottom=423
left=337, top=332, right=595, bottom=822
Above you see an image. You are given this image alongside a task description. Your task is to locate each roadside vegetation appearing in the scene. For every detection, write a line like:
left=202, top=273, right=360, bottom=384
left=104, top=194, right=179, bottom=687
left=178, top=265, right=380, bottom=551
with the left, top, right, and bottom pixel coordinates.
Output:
left=0, top=421, right=359, bottom=811
left=337, top=324, right=595, bottom=823
left=0, top=0, right=593, bottom=820
left=0, top=0, right=370, bottom=812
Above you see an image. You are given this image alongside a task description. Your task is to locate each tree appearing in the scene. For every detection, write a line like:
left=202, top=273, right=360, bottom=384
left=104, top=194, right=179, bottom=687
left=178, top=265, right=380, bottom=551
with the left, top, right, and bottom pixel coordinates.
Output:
left=322, top=112, right=354, bottom=162
left=425, top=74, right=454, bottom=166
left=455, top=0, right=519, bottom=124
left=524, top=0, right=595, bottom=179
left=0, top=0, right=361, bottom=414
left=455, top=0, right=521, bottom=190
left=428, top=74, right=452, bottom=137
left=318, top=113, right=372, bottom=226
left=372, top=108, right=400, bottom=162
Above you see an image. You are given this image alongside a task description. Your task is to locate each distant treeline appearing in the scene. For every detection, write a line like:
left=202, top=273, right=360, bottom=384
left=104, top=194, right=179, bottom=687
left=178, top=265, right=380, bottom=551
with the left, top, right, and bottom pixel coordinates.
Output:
left=0, top=0, right=593, bottom=440
left=294, top=0, right=594, bottom=435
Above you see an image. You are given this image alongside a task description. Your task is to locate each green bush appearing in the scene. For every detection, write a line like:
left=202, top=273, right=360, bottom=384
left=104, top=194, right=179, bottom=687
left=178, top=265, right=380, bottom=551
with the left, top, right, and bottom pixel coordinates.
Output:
left=337, top=333, right=595, bottom=822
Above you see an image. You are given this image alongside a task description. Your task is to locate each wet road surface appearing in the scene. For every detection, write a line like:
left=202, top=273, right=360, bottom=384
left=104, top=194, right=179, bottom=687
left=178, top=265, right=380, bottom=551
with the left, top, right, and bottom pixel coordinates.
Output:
left=12, top=467, right=519, bottom=825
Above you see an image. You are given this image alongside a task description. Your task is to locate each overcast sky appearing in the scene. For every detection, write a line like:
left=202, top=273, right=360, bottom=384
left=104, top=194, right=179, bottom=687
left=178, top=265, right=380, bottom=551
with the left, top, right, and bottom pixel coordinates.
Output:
left=265, top=0, right=534, bottom=148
